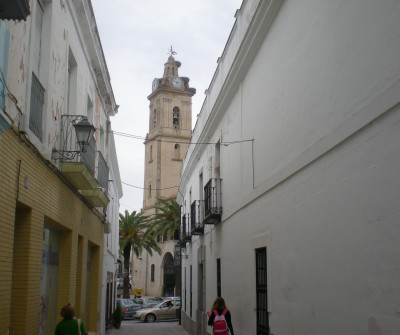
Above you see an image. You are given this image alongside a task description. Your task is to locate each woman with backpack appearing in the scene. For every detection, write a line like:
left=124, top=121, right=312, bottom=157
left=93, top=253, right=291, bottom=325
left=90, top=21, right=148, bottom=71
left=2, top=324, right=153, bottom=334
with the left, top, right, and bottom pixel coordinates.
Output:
left=207, top=297, right=234, bottom=335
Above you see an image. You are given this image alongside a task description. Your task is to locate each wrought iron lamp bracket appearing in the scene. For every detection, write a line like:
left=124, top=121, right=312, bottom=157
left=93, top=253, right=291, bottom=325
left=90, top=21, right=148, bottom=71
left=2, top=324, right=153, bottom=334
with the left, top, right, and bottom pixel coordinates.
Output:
left=51, top=115, right=95, bottom=162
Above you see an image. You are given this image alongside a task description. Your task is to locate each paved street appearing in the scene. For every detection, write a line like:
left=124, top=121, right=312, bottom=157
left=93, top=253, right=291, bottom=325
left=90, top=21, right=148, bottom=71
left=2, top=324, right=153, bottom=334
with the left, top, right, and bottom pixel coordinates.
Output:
left=107, top=320, right=189, bottom=335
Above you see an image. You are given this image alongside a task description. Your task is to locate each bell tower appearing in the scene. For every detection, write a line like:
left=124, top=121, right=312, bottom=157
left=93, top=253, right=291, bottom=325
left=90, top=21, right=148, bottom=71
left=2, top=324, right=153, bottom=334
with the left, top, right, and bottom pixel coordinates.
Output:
left=143, top=49, right=196, bottom=212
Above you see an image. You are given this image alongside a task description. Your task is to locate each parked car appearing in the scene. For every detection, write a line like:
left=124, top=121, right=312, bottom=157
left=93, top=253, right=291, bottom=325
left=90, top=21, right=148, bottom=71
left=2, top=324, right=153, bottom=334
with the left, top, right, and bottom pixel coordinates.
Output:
left=132, top=297, right=162, bottom=309
left=134, top=299, right=181, bottom=322
left=116, top=298, right=142, bottom=319
left=162, top=296, right=180, bottom=301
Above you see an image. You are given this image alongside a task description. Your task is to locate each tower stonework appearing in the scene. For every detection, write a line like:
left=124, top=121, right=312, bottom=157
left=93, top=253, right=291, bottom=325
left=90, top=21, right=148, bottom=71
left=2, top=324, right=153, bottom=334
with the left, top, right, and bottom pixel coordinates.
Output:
left=143, top=54, right=195, bottom=210
left=133, top=53, right=195, bottom=297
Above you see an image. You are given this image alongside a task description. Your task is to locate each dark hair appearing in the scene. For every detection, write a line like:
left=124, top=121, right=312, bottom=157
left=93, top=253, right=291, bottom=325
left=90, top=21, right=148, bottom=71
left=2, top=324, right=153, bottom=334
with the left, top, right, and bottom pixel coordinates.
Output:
left=60, top=303, right=75, bottom=320
left=210, top=297, right=227, bottom=313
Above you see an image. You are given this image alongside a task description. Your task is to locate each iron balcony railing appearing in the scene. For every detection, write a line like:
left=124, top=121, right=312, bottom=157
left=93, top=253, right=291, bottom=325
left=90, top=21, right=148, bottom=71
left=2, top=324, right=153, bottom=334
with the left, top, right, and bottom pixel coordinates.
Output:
left=80, top=137, right=96, bottom=175
left=191, top=200, right=204, bottom=235
left=204, top=178, right=222, bottom=225
left=180, top=214, right=191, bottom=244
left=58, top=115, right=96, bottom=176
left=97, top=151, right=109, bottom=193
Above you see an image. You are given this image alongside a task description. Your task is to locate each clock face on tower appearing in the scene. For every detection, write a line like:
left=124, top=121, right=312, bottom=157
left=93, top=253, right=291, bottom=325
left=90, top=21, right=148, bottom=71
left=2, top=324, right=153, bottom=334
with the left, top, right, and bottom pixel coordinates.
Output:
left=172, top=77, right=183, bottom=89
left=152, top=78, right=158, bottom=91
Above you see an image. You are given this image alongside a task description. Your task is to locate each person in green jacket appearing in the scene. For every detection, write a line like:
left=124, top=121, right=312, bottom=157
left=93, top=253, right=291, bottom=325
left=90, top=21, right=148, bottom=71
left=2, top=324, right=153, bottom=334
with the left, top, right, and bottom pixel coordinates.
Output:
left=55, top=303, right=88, bottom=335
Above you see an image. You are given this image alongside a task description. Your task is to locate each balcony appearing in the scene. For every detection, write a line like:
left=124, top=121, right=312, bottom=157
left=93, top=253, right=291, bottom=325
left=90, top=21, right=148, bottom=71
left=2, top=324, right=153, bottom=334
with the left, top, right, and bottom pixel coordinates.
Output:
left=60, top=137, right=97, bottom=190
left=191, top=200, right=204, bottom=235
left=180, top=214, right=191, bottom=245
left=203, top=178, right=222, bottom=225
left=80, top=187, right=109, bottom=207
left=56, top=115, right=109, bottom=207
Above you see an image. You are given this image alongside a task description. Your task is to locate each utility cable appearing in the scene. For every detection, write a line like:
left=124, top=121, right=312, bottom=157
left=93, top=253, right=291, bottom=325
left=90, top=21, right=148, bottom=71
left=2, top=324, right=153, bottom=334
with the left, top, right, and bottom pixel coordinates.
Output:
left=121, top=181, right=179, bottom=191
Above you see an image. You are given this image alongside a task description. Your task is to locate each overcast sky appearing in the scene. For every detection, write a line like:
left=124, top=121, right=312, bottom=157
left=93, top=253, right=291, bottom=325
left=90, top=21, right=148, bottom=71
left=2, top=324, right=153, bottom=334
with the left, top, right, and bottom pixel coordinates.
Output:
left=92, top=0, right=243, bottom=214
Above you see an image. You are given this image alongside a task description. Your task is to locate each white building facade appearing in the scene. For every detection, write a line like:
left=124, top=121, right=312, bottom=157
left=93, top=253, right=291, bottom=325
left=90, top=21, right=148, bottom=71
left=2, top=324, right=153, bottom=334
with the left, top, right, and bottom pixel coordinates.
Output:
left=177, top=0, right=400, bottom=334
left=101, top=132, right=123, bottom=331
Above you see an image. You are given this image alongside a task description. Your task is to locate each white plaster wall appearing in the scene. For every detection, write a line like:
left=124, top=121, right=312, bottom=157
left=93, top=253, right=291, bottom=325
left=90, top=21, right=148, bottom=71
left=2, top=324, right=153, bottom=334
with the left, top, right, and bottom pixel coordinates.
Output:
left=179, top=0, right=400, bottom=334
left=5, top=0, right=113, bottom=161
left=216, top=106, right=400, bottom=334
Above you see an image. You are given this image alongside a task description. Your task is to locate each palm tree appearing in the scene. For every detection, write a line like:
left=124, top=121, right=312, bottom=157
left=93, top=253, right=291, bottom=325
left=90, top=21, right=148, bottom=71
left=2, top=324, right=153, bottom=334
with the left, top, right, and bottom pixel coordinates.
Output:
left=119, top=210, right=161, bottom=298
left=150, top=198, right=180, bottom=240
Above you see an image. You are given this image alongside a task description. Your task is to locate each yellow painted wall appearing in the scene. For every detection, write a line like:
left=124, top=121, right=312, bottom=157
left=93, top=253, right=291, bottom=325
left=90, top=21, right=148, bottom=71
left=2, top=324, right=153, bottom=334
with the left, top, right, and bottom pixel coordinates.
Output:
left=0, top=128, right=104, bottom=334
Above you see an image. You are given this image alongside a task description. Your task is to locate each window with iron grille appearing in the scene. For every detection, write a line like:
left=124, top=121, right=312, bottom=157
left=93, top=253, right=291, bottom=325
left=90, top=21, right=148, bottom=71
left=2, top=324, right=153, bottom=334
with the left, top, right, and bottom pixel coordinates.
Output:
left=190, top=265, right=192, bottom=317
left=150, top=264, right=155, bottom=282
left=217, top=258, right=221, bottom=297
left=256, top=247, right=269, bottom=335
left=184, top=267, right=187, bottom=311
left=173, top=106, right=179, bottom=125
left=29, top=73, right=44, bottom=140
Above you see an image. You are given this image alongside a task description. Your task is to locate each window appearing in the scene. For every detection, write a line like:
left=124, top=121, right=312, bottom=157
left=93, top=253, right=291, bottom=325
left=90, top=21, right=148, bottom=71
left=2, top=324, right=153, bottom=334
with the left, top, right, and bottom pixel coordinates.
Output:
left=190, top=265, right=192, bottom=317
left=67, top=48, right=77, bottom=115
left=29, top=73, right=44, bottom=140
left=217, top=258, right=221, bottom=297
left=172, top=106, right=179, bottom=125
left=184, top=267, right=187, bottom=311
left=99, top=126, right=105, bottom=153
left=215, top=141, right=221, bottom=178
left=256, top=247, right=269, bottom=334
left=148, top=185, right=152, bottom=198
left=174, top=144, right=180, bottom=160
left=28, top=0, right=52, bottom=140
left=149, top=145, right=153, bottom=162
left=32, top=0, right=44, bottom=77
left=87, top=96, right=93, bottom=124
left=153, top=109, right=157, bottom=128
left=150, top=264, right=155, bottom=282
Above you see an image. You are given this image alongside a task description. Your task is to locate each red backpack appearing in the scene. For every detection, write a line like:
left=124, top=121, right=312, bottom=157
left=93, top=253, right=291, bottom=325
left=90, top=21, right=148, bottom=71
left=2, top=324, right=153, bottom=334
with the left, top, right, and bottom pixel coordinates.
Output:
left=213, top=309, right=229, bottom=335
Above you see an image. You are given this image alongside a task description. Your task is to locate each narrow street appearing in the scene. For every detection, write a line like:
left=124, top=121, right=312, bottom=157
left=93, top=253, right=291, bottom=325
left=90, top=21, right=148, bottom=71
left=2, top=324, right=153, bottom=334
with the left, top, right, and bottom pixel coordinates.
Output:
left=107, top=320, right=189, bottom=335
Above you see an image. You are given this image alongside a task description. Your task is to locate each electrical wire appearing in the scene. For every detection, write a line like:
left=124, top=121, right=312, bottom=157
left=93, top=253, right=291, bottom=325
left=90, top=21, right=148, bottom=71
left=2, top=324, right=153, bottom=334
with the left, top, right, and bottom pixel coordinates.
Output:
left=105, top=127, right=253, bottom=146
left=121, top=181, right=180, bottom=191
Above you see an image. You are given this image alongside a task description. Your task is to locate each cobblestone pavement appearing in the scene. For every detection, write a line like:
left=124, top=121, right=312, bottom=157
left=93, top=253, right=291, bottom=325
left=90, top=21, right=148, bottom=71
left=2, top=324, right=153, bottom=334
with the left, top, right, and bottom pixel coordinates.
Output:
left=107, top=320, right=189, bottom=335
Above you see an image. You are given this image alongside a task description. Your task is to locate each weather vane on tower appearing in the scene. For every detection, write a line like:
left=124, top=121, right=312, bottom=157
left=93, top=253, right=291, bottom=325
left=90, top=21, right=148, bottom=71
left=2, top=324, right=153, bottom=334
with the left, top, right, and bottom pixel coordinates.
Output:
left=167, top=45, right=177, bottom=57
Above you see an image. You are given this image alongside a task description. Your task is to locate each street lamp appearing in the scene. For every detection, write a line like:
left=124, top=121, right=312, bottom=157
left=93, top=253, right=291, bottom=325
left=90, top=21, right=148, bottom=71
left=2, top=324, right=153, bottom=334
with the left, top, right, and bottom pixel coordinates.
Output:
left=73, top=118, right=95, bottom=152
left=52, top=116, right=95, bottom=161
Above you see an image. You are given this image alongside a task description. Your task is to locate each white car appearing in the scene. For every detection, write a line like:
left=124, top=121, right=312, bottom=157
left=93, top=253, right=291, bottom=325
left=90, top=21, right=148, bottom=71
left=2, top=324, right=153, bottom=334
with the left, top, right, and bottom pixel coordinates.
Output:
left=134, top=299, right=181, bottom=322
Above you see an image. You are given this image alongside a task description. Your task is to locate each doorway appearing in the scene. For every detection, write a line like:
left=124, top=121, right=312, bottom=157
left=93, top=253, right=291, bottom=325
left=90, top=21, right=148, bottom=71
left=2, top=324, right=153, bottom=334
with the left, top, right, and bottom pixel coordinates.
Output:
left=163, top=253, right=175, bottom=296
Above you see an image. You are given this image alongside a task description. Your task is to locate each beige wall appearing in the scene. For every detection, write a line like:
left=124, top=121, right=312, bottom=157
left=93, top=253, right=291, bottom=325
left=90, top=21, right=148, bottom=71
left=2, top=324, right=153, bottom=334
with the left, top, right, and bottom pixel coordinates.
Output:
left=0, top=129, right=104, bottom=334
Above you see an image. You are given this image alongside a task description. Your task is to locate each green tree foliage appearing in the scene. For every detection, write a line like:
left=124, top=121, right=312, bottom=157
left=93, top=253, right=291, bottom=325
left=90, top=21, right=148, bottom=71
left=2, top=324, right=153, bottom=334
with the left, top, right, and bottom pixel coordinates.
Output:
left=150, top=198, right=180, bottom=240
left=119, top=210, right=161, bottom=298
